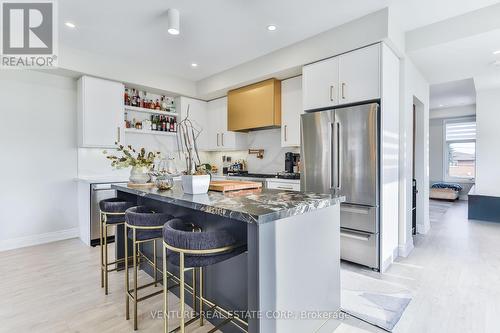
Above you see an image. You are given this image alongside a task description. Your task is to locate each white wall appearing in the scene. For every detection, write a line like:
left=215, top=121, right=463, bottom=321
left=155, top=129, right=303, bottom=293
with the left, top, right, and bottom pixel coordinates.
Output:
left=429, top=104, right=476, bottom=120
left=0, top=71, right=78, bottom=251
left=398, top=58, right=430, bottom=256
left=475, top=89, right=500, bottom=197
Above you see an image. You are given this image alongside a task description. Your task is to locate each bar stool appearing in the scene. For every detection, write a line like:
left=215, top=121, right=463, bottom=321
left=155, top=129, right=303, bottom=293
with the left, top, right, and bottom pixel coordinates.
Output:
left=162, top=218, right=248, bottom=333
left=99, top=198, right=135, bottom=295
left=125, top=206, right=173, bottom=330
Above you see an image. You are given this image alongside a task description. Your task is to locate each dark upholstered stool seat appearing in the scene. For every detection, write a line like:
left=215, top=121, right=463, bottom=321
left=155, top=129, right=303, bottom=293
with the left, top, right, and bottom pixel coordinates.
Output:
left=125, top=206, right=173, bottom=241
left=100, top=198, right=135, bottom=214
left=163, top=218, right=247, bottom=268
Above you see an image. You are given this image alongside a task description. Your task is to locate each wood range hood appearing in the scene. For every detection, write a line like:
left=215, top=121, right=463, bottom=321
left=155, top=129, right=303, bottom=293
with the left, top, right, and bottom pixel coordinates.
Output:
left=227, top=78, right=281, bottom=132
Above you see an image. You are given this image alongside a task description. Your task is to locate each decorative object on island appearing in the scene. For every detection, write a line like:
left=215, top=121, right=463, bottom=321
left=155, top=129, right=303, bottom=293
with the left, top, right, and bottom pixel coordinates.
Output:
left=176, top=105, right=210, bottom=194
left=248, top=149, right=265, bottom=159
left=103, top=144, right=160, bottom=184
left=149, top=157, right=179, bottom=191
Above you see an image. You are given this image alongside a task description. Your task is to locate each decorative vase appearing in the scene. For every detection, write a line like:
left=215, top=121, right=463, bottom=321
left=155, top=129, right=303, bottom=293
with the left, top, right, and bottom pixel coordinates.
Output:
left=181, top=174, right=210, bottom=194
left=129, top=166, right=151, bottom=184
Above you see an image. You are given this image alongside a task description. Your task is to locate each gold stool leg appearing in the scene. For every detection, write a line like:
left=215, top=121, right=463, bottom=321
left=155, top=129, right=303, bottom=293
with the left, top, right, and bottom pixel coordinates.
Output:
left=193, top=268, right=197, bottom=313
left=200, top=267, right=204, bottom=326
left=125, top=224, right=130, bottom=320
left=153, top=239, right=157, bottom=287
left=133, top=228, right=138, bottom=330
left=104, top=222, right=108, bottom=295
left=163, top=244, right=168, bottom=333
left=180, top=252, right=185, bottom=333
left=100, top=212, right=104, bottom=289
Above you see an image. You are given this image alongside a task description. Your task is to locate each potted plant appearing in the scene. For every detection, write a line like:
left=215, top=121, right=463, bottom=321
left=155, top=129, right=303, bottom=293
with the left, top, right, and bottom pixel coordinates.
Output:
left=177, top=106, right=210, bottom=194
left=103, top=145, right=160, bottom=184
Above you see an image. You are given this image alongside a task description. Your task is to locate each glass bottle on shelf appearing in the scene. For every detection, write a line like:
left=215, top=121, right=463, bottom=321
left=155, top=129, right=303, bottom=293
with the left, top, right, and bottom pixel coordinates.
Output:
left=155, top=99, right=161, bottom=110
left=160, top=96, right=167, bottom=111
left=151, top=115, right=157, bottom=131
left=166, top=117, right=170, bottom=132
left=124, top=88, right=130, bottom=106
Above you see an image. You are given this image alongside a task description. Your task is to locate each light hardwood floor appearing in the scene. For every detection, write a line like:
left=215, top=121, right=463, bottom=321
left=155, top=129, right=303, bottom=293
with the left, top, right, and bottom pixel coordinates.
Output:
left=1, top=201, right=499, bottom=333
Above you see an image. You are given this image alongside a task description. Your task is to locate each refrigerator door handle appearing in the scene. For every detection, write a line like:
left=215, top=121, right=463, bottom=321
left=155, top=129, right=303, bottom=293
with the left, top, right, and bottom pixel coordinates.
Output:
left=336, top=121, right=341, bottom=191
left=329, top=121, right=335, bottom=189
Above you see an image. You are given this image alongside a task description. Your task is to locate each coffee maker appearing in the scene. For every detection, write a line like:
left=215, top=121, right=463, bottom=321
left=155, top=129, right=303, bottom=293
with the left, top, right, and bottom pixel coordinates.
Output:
left=284, top=152, right=300, bottom=174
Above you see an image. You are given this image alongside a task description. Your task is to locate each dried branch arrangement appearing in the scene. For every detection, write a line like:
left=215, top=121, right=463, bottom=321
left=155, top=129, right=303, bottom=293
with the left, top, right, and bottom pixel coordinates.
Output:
left=176, top=105, right=205, bottom=175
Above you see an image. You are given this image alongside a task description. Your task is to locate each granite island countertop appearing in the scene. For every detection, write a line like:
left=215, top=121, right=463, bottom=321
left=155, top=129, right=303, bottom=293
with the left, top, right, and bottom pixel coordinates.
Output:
left=112, top=183, right=344, bottom=224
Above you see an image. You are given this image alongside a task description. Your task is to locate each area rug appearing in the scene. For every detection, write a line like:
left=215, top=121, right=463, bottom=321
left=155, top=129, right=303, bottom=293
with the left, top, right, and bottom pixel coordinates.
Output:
left=341, top=267, right=412, bottom=332
left=429, top=199, right=454, bottom=224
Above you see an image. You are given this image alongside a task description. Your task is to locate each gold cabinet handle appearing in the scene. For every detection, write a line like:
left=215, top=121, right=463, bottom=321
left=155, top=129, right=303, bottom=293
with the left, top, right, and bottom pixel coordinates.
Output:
left=329, top=85, right=334, bottom=102
left=284, top=125, right=288, bottom=142
left=117, top=127, right=121, bottom=143
left=341, top=83, right=346, bottom=100
left=221, top=132, right=224, bottom=146
left=216, top=133, right=220, bottom=147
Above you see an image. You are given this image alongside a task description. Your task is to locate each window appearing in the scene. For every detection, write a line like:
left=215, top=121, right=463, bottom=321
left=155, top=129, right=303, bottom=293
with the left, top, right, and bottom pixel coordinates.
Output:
left=444, top=119, right=476, bottom=182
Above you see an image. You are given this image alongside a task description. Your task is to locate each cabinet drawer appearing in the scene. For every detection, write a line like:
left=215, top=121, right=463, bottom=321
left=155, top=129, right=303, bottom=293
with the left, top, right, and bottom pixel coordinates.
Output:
left=267, top=182, right=300, bottom=191
left=340, top=204, right=378, bottom=233
left=340, top=229, right=379, bottom=269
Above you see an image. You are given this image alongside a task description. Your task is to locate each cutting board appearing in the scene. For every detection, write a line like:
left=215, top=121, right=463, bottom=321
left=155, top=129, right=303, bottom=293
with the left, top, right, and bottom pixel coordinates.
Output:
left=209, top=180, right=262, bottom=192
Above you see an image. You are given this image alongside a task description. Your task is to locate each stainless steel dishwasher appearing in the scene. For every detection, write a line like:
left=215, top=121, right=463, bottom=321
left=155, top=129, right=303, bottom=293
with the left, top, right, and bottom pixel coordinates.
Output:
left=90, top=183, right=126, bottom=246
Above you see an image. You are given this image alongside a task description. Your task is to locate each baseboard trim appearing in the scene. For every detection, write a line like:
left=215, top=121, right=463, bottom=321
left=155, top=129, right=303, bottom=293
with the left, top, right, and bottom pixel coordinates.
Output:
left=0, top=227, right=79, bottom=252
left=398, top=240, right=414, bottom=257
left=381, top=254, right=393, bottom=273
left=417, top=223, right=430, bottom=234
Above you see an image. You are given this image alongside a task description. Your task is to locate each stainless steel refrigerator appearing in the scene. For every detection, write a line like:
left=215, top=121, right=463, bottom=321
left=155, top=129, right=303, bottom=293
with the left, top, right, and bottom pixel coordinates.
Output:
left=300, top=103, right=379, bottom=270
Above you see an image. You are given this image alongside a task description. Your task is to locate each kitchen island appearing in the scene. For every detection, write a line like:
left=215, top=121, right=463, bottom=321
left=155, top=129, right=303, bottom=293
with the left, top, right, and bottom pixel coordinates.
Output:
left=112, top=183, right=344, bottom=333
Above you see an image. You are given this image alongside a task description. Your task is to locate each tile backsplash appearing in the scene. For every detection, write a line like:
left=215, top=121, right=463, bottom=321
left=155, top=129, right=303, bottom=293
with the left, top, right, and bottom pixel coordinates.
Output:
left=204, top=128, right=299, bottom=174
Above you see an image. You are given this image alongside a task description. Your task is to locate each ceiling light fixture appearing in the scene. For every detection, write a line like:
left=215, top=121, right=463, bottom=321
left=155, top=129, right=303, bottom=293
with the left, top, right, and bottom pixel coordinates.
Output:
left=267, top=25, right=277, bottom=31
left=191, top=63, right=198, bottom=68
left=493, top=50, right=500, bottom=55
left=167, top=8, right=180, bottom=35
left=65, top=22, right=76, bottom=28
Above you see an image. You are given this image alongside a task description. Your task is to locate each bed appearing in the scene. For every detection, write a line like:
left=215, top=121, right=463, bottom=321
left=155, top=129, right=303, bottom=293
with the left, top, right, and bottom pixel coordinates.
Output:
left=430, top=183, right=462, bottom=201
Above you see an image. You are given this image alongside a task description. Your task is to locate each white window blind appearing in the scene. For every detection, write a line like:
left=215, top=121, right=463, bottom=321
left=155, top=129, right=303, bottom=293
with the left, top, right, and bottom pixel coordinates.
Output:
left=445, top=121, right=476, bottom=141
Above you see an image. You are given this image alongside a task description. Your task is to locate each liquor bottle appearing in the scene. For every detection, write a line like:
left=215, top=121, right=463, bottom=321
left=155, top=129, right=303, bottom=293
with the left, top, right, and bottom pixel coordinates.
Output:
left=162, top=116, right=167, bottom=131
left=160, top=96, right=167, bottom=111
left=166, top=117, right=170, bottom=132
left=135, top=90, right=140, bottom=107
left=151, top=115, right=156, bottom=131
left=140, top=91, right=145, bottom=108
left=124, top=88, right=130, bottom=105
left=155, top=99, right=161, bottom=110
left=169, top=117, right=174, bottom=132
left=172, top=117, right=177, bottom=132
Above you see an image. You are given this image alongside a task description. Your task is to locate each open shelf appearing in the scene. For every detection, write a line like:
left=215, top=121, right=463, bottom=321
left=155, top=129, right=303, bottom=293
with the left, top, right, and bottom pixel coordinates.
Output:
left=125, top=128, right=177, bottom=137
left=125, top=105, right=178, bottom=117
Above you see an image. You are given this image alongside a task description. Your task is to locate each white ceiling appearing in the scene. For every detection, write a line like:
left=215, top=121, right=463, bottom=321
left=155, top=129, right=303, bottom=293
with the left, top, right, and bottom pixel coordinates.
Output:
left=59, top=0, right=500, bottom=85
left=430, top=79, right=476, bottom=110
left=59, top=0, right=391, bottom=81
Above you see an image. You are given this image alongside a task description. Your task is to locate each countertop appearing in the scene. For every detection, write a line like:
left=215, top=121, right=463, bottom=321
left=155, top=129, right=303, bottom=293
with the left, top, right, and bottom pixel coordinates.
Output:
left=112, top=182, right=343, bottom=224
left=75, top=175, right=130, bottom=184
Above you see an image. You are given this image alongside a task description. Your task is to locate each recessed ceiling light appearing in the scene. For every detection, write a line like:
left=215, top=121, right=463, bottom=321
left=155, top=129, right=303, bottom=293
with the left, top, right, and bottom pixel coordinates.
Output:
left=493, top=50, right=500, bottom=55
left=267, top=25, right=277, bottom=31
left=65, top=22, right=76, bottom=28
left=191, top=63, right=198, bottom=68
left=439, top=104, right=445, bottom=107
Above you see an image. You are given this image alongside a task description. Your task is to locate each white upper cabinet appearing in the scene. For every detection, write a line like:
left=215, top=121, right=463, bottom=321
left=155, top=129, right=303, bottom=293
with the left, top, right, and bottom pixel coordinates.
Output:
left=176, top=96, right=208, bottom=151
left=302, top=43, right=381, bottom=111
left=281, top=76, right=303, bottom=147
left=302, top=57, right=339, bottom=111
left=78, top=76, right=124, bottom=148
left=338, top=44, right=380, bottom=105
left=206, top=97, right=247, bottom=151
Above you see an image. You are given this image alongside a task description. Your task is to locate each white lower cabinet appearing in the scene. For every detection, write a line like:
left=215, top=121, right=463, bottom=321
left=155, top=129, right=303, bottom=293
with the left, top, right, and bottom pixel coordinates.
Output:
left=266, top=180, right=300, bottom=191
